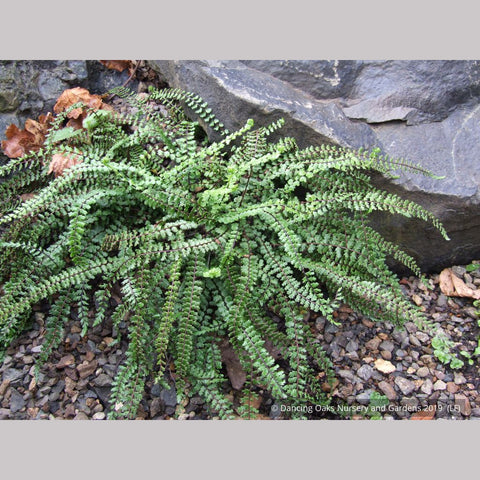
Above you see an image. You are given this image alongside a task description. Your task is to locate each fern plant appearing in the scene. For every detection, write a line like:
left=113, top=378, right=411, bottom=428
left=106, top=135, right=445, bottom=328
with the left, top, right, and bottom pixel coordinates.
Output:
left=0, top=86, right=448, bottom=419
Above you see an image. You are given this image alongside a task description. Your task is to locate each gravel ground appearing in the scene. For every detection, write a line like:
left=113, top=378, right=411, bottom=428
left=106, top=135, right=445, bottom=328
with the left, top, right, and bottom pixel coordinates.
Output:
left=0, top=263, right=478, bottom=420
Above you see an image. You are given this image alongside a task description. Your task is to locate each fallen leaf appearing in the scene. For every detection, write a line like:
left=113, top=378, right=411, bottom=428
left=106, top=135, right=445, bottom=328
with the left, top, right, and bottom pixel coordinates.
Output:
left=19, top=193, right=36, bottom=202
left=219, top=338, right=247, bottom=390
left=1, top=113, right=53, bottom=158
left=439, top=268, right=480, bottom=300
left=100, top=60, right=135, bottom=73
left=54, top=87, right=103, bottom=118
left=410, top=408, right=436, bottom=420
left=47, top=152, right=82, bottom=177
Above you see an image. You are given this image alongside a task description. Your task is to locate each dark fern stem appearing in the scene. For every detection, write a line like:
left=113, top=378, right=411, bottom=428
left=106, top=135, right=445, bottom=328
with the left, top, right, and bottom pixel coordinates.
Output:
left=0, top=85, right=448, bottom=419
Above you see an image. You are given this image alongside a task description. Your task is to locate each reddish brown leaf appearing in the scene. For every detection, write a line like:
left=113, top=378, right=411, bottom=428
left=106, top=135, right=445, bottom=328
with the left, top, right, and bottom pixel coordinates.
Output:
left=219, top=338, right=247, bottom=390
left=100, top=60, right=135, bottom=73
left=54, top=87, right=104, bottom=119
left=19, top=193, right=36, bottom=202
left=439, top=268, right=480, bottom=300
left=1, top=112, right=53, bottom=158
left=47, top=152, right=82, bottom=177
left=410, top=408, right=436, bottom=420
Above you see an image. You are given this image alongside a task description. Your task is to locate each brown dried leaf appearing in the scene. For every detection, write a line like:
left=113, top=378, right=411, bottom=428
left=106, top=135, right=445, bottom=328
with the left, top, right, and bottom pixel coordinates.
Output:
left=19, top=193, right=36, bottom=202
left=439, top=268, right=480, bottom=300
left=100, top=60, right=135, bottom=73
left=1, top=112, right=53, bottom=158
left=219, top=338, right=247, bottom=390
left=54, top=87, right=104, bottom=119
left=47, top=152, right=82, bottom=178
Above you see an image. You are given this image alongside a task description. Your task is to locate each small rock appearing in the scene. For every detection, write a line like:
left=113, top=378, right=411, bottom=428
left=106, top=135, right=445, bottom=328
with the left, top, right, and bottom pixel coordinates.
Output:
left=455, top=394, right=472, bottom=416
left=415, top=332, right=430, bottom=343
left=92, top=412, right=106, bottom=420
left=356, top=391, right=373, bottom=405
left=394, top=377, right=416, bottom=395
left=0, top=379, right=11, bottom=396
left=0, top=408, right=11, bottom=419
left=416, top=367, right=430, bottom=378
left=433, top=380, right=447, bottom=391
left=437, top=294, right=448, bottom=307
left=446, top=382, right=460, bottom=394
left=421, top=379, right=433, bottom=395
left=374, top=359, right=396, bottom=374
left=361, top=319, right=375, bottom=328
left=74, top=412, right=90, bottom=420
left=409, top=334, right=421, bottom=347
left=366, top=337, right=382, bottom=351
left=160, top=386, right=177, bottom=408
left=56, top=354, right=75, bottom=369
left=379, top=340, right=395, bottom=352
left=412, top=294, right=423, bottom=306
left=93, top=374, right=112, bottom=387
left=454, top=372, right=467, bottom=385
left=77, top=360, right=98, bottom=379
left=2, top=368, right=24, bottom=386
left=395, top=349, right=406, bottom=359
left=380, top=350, right=392, bottom=360
left=357, top=364, right=373, bottom=381
left=405, top=322, right=417, bottom=334
left=378, top=381, right=397, bottom=401
left=346, top=340, right=358, bottom=353
left=31, top=345, right=43, bottom=353
left=150, top=398, right=164, bottom=418
left=338, top=369, right=356, bottom=382
left=10, top=389, right=26, bottom=413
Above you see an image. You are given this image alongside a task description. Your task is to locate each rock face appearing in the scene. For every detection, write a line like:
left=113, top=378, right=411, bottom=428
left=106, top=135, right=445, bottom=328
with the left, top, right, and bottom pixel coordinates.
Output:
left=151, top=60, right=480, bottom=272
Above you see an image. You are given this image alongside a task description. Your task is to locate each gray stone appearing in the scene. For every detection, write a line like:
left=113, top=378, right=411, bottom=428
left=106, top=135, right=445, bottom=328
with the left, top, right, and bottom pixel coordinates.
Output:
left=10, top=388, right=26, bottom=413
left=152, top=60, right=480, bottom=272
left=416, top=367, right=430, bottom=378
left=93, top=373, right=113, bottom=387
left=394, top=376, right=416, bottom=395
left=357, top=364, right=374, bottom=381
left=379, top=340, right=395, bottom=352
left=160, top=385, right=177, bottom=408
left=421, top=378, right=433, bottom=395
left=356, top=390, right=374, bottom=405
left=345, top=339, right=358, bottom=353
left=2, top=368, right=24, bottom=386
left=337, top=369, right=357, bottom=383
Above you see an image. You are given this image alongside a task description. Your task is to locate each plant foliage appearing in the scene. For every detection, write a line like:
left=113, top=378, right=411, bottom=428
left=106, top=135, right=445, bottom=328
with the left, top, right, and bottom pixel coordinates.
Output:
left=0, top=86, right=449, bottom=419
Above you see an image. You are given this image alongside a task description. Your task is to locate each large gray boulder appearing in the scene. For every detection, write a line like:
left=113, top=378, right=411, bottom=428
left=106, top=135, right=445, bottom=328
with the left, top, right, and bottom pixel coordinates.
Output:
left=151, top=60, right=480, bottom=273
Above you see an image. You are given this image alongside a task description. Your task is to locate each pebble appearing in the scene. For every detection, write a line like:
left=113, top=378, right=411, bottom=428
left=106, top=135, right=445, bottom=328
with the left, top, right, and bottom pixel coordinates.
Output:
left=421, top=379, right=433, bottom=395
left=379, top=340, right=395, bottom=352
left=416, top=367, right=430, bottom=378
left=378, top=381, right=397, bottom=401
left=357, top=364, right=373, bottom=381
left=92, top=412, right=106, bottom=420
left=394, top=377, right=416, bottom=395
left=454, top=372, right=467, bottom=385
left=10, top=389, right=26, bottom=413
left=374, top=359, right=396, bottom=374
left=433, top=380, right=447, bottom=391
left=74, top=412, right=89, bottom=420
left=93, top=374, right=113, bottom=387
